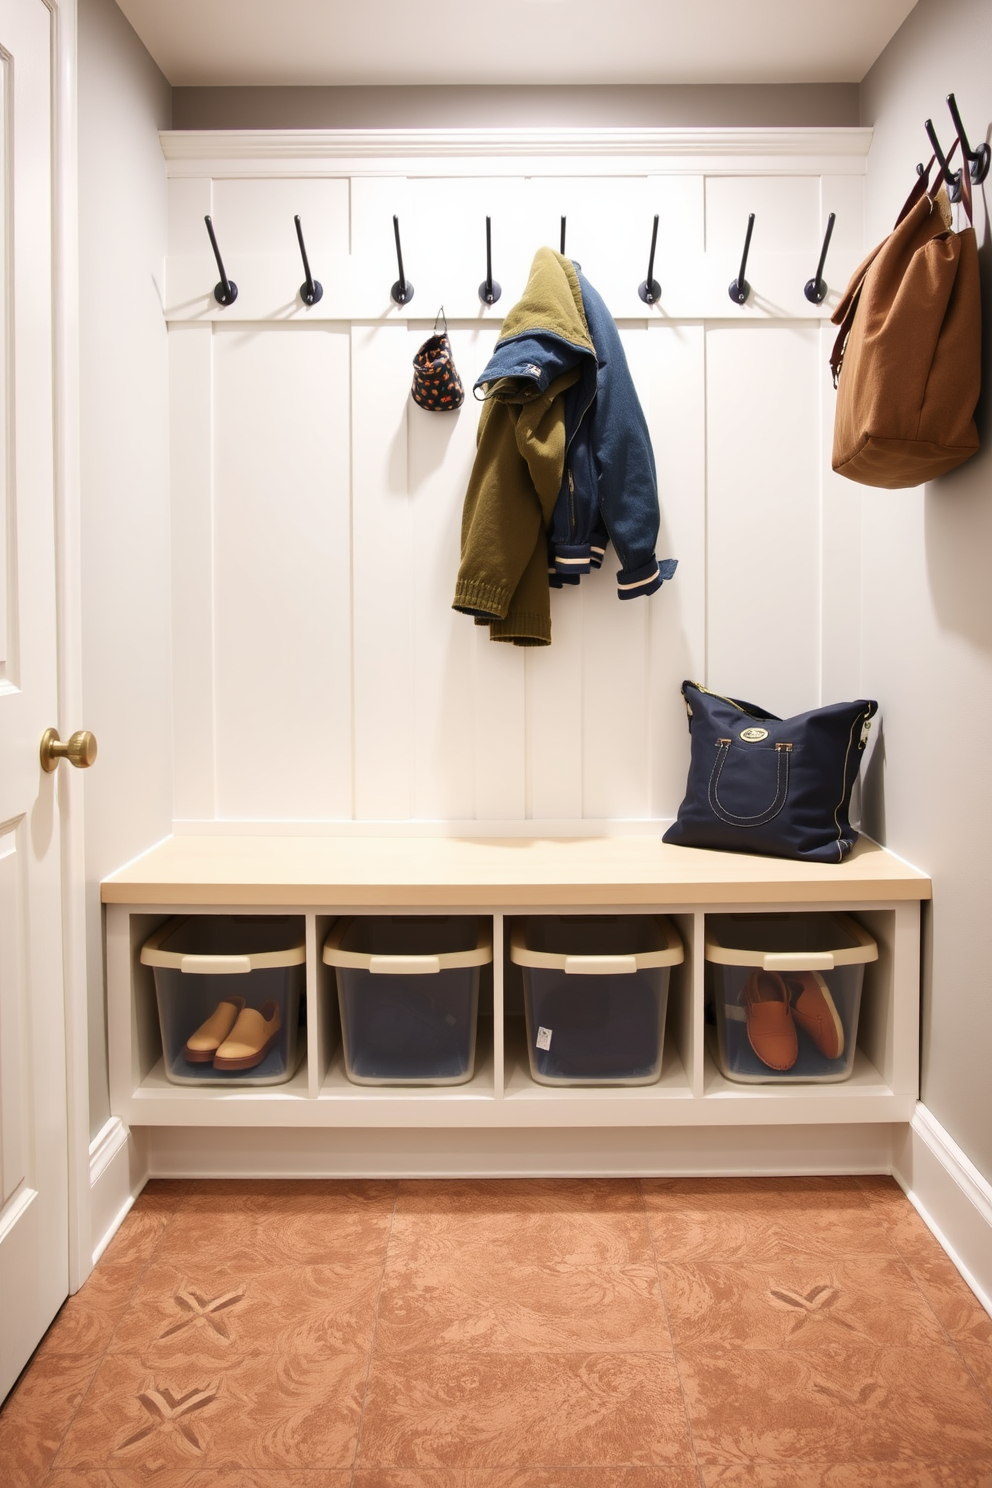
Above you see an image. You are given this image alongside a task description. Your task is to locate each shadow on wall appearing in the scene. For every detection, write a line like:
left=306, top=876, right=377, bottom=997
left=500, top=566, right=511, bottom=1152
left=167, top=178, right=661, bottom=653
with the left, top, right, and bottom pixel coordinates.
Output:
left=859, top=717, right=887, bottom=847
left=923, top=183, right=992, bottom=651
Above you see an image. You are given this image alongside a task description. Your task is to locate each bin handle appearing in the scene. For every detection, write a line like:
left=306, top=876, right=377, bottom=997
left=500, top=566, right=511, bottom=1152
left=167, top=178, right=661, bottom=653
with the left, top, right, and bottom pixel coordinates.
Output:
left=762, top=951, right=835, bottom=971
left=564, top=954, right=638, bottom=975
left=180, top=954, right=252, bottom=975
left=369, top=954, right=441, bottom=975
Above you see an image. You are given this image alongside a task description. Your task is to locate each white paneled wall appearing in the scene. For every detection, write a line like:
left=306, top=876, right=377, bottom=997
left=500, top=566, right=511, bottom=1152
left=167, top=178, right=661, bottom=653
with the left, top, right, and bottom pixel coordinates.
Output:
left=164, top=131, right=868, bottom=828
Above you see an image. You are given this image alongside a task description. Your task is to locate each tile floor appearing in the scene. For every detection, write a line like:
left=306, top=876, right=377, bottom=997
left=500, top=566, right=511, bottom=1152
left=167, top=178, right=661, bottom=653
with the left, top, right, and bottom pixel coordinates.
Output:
left=2, top=1175, right=992, bottom=1487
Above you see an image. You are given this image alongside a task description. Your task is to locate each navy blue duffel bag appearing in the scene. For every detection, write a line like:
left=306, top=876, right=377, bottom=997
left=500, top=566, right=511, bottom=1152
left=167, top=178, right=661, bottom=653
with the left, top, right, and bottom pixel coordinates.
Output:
left=663, top=681, right=878, bottom=863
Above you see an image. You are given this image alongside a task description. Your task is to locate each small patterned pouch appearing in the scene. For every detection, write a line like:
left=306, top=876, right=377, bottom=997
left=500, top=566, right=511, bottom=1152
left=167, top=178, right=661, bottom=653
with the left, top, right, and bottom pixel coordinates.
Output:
left=411, top=308, right=464, bottom=412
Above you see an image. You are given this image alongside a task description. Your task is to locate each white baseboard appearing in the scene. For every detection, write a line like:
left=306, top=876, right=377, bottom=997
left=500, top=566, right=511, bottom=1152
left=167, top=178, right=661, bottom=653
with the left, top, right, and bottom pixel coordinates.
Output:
left=893, top=1102, right=992, bottom=1320
left=142, top=1121, right=899, bottom=1180
left=88, top=1117, right=148, bottom=1270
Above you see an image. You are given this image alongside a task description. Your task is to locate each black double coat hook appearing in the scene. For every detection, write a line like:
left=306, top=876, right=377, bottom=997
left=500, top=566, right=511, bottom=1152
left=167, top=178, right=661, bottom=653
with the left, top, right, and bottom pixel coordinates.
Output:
left=918, top=94, right=990, bottom=202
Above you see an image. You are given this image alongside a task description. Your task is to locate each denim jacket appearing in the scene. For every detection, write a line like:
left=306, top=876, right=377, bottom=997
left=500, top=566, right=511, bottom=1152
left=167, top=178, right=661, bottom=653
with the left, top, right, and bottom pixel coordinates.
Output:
left=548, top=269, right=677, bottom=599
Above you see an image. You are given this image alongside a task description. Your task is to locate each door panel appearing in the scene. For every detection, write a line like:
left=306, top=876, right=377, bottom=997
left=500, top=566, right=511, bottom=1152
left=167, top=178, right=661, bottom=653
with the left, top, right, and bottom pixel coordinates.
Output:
left=0, top=0, right=69, bottom=1400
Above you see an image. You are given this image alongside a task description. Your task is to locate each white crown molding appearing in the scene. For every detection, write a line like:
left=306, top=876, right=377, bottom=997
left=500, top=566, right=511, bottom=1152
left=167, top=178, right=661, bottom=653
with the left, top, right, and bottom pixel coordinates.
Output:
left=160, top=125, right=873, bottom=170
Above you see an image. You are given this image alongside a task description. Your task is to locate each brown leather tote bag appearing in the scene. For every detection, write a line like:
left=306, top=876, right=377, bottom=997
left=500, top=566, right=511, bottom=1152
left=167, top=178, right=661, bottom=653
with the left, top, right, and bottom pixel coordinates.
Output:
left=830, top=151, right=981, bottom=489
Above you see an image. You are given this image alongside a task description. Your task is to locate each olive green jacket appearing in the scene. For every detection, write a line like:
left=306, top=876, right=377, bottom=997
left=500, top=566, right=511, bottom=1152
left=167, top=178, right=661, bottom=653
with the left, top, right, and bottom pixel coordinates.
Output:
left=452, top=249, right=595, bottom=646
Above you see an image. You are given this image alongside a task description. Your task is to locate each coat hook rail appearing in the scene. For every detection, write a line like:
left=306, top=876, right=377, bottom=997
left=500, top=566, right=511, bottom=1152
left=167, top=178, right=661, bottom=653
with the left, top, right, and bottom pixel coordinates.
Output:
left=391, top=215, right=414, bottom=306
left=638, top=214, right=661, bottom=305
left=946, top=93, right=990, bottom=183
left=804, top=211, right=836, bottom=305
left=479, top=216, right=502, bottom=306
left=923, top=119, right=962, bottom=201
left=728, top=212, right=755, bottom=305
left=204, top=215, right=237, bottom=306
left=294, top=215, right=323, bottom=306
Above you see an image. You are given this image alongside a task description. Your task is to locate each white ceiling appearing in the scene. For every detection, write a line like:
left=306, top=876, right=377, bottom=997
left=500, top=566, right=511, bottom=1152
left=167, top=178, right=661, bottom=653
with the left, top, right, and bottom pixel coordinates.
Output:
left=113, top=0, right=919, bottom=89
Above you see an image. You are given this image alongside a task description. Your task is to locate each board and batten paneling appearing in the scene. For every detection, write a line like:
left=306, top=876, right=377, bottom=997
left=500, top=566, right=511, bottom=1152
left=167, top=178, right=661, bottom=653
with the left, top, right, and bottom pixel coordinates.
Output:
left=164, top=132, right=867, bottom=828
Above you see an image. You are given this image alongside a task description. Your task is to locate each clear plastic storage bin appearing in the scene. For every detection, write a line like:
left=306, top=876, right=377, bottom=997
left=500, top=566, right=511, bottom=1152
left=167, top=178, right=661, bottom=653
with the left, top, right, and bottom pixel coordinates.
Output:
left=140, top=916, right=306, bottom=1087
left=323, top=917, right=492, bottom=1085
left=706, top=912, right=877, bottom=1084
left=510, top=915, right=684, bottom=1086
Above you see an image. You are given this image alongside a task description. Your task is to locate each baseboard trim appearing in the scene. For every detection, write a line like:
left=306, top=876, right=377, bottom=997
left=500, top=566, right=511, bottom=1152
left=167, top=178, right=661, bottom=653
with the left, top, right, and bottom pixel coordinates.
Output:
left=893, top=1102, right=992, bottom=1320
left=89, top=1118, right=148, bottom=1270
left=142, top=1121, right=899, bottom=1180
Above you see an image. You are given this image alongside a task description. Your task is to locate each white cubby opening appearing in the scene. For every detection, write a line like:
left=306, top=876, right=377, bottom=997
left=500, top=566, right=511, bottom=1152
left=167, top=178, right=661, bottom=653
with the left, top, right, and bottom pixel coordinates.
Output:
left=109, top=901, right=917, bottom=1130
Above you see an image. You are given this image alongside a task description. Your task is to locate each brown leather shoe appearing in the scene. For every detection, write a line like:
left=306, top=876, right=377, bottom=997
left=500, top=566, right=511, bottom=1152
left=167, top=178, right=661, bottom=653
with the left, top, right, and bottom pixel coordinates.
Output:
left=786, top=971, right=845, bottom=1060
left=213, top=1000, right=282, bottom=1071
left=742, top=971, right=798, bottom=1071
left=183, top=997, right=245, bottom=1063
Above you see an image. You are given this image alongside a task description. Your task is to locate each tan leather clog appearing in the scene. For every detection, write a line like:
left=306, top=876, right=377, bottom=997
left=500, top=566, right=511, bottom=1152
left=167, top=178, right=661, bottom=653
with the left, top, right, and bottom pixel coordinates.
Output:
left=787, top=971, right=845, bottom=1060
left=742, top=970, right=798, bottom=1071
left=213, top=1000, right=282, bottom=1071
left=183, top=997, right=246, bottom=1063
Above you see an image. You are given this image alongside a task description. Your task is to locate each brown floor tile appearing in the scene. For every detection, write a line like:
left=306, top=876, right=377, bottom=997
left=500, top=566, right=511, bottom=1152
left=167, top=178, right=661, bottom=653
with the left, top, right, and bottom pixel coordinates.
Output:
left=959, top=1343, right=992, bottom=1403
left=375, top=1256, right=672, bottom=1353
left=0, top=1352, right=100, bottom=1485
left=678, top=1343, right=992, bottom=1464
left=389, top=1180, right=654, bottom=1267
left=357, top=1350, right=694, bottom=1469
left=182, top=1177, right=397, bottom=1209
left=157, top=1182, right=395, bottom=1270
left=31, top=1289, right=126, bottom=1367
left=54, top=1347, right=369, bottom=1473
left=130, top=1180, right=193, bottom=1215
left=908, top=1253, right=992, bottom=1343
left=699, top=1464, right=992, bottom=1486
left=352, top=1472, right=701, bottom=1487
left=110, top=1255, right=383, bottom=1363
left=98, top=1208, right=172, bottom=1270
left=395, top=1178, right=646, bottom=1217
left=642, top=1177, right=897, bottom=1262
left=43, top=1471, right=118, bottom=1487
left=660, top=1256, right=945, bottom=1349
left=853, top=1178, right=952, bottom=1263
left=99, top=1471, right=351, bottom=1487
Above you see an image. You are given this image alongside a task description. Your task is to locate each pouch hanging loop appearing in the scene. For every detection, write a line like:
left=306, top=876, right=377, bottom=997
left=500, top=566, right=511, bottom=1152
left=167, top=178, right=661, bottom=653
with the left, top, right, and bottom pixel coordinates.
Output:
left=433, top=306, right=448, bottom=336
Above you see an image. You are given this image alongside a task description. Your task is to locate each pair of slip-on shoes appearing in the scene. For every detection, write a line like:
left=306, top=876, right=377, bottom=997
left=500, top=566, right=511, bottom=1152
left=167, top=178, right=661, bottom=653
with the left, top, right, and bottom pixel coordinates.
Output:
left=183, top=997, right=282, bottom=1070
left=742, top=970, right=845, bottom=1071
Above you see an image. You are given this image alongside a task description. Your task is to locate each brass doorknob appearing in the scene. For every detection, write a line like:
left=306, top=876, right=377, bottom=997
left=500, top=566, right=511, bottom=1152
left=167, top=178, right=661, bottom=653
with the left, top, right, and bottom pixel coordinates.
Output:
left=40, top=728, right=98, bottom=773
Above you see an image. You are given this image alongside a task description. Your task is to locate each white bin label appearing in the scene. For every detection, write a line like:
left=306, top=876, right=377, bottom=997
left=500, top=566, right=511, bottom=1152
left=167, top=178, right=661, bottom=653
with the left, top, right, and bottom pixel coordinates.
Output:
left=536, top=1026, right=553, bottom=1051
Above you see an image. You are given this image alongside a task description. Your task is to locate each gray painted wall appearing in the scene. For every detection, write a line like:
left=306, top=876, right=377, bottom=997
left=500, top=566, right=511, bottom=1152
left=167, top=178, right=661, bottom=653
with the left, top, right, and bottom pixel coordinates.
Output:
left=860, top=0, right=992, bottom=1180
left=78, top=0, right=173, bottom=1138
left=171, top=82, right=859, bottom=131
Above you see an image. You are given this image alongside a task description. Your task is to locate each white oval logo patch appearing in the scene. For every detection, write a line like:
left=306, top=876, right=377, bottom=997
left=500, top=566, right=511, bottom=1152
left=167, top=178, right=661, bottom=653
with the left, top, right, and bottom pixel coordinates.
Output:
left=740, top=727, right=769, bottom=743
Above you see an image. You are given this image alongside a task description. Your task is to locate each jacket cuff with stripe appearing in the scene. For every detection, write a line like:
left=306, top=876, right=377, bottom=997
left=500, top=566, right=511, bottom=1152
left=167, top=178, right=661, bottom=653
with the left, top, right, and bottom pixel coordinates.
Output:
left=616, top=556, right=678, bottom=601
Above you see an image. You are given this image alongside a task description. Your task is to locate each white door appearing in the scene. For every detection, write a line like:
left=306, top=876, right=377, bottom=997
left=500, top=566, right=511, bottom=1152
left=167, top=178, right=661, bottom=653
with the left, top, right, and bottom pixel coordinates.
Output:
left=0, top=0, right=71, bottom=1399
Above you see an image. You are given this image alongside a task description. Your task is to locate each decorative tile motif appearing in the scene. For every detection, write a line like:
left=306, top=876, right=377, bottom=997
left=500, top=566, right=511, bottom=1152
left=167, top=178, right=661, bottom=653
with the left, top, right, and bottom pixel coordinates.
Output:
left=659, top=1257, right=945, bottom=1349
left=158, top=1289, right=245, bottom=1342
left=116, top=1381, right=219, bottom=1453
